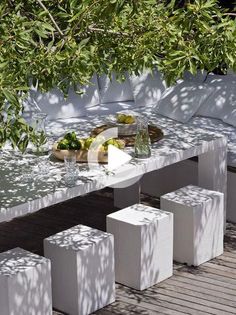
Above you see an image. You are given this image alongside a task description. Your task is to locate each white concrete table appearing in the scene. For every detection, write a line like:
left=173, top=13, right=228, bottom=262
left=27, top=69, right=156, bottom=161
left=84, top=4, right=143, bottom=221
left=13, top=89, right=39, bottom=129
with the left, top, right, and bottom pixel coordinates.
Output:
left=0, top=110, right=227, bottom=223
left=44, top=224, right=115, bottom=315
left=107, top=204, right=173, bottom=290
left=0, top=247, right=52, bottom=315
left=161, top=185, right=224, bottom=266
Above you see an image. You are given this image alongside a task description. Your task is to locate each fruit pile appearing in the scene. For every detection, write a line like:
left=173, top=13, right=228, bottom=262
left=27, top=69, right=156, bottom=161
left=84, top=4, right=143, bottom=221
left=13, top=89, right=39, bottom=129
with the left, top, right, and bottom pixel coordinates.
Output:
left=57, top=132, right=124, bottom=151
left=116, top=113, right=135, bottom=124
left=57, top=132, right=82, bottom=150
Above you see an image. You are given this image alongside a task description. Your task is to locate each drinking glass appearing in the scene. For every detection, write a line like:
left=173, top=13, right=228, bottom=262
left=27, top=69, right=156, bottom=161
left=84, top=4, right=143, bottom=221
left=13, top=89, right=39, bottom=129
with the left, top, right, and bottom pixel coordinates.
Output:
left=134, top=116, right=151, bottom=159
left=64, top=152, right=77, bottom=174
left=63, top=151, right=78, bottom=186
left=37, top=155, right=50, bottom=177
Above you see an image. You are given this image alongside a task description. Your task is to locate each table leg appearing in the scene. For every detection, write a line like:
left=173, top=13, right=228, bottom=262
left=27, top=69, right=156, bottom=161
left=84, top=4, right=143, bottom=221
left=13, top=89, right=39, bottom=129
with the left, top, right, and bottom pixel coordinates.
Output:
left=198, top=145, right=227, bottom=228
left=113, top=181, right=141, bottom=209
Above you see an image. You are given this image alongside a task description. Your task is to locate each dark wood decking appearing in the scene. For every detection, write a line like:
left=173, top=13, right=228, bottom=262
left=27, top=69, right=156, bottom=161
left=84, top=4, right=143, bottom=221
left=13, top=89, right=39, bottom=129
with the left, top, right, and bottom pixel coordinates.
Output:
left=1, top=190, right=236, bottom=315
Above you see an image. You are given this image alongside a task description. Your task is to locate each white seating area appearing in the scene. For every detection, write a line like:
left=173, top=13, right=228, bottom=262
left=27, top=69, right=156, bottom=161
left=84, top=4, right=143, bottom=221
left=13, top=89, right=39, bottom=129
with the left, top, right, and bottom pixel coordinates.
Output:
left=0, top=248, right=52, bottom=315
left=44, top=225, right=115, bottom=315
left=24, top=69, right=236, bottom=223
left=161, top=185, right=224, bottom=266
left=0, top=70, right=233, bottom=314
left=0, top=183, right=225, bottom=314
left=107, top=204, right=173, bottom=290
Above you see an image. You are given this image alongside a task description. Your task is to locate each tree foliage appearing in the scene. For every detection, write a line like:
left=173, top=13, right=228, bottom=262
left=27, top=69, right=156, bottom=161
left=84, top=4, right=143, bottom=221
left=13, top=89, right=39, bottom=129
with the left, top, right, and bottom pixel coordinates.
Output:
left=1, top=0, right=236, bottom=150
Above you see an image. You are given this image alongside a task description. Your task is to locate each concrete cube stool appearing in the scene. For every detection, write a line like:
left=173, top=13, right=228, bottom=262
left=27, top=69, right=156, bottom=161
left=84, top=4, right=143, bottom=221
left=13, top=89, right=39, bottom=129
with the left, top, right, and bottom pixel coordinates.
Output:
left=0, top=247, right=52, bottom=315
left=107, top=203, right=173, bottom=290
left=161, top=185, right=224, bottom=266
left=44, top=225, right=115, bottom=315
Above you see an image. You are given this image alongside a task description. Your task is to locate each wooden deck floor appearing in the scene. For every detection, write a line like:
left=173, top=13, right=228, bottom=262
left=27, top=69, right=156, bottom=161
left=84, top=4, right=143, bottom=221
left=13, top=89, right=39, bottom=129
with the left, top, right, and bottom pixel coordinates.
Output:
left=1, top=189, right=236, bottom=315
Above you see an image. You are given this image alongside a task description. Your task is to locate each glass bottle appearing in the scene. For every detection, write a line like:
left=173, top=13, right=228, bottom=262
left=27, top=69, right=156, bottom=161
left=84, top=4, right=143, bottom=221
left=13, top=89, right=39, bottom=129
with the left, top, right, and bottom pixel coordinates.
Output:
left=32, top=112, right=49, bottom=154
left=31, top=112, right=50, bottom=177
left=134, top=116, right=151, bottom=159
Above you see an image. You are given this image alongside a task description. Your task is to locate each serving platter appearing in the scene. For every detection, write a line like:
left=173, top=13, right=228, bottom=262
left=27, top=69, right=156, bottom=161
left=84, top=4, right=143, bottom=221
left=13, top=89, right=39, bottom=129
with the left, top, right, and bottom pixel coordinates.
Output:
left=52, top=143, right=109, bottom=163
left=52, top=124, right=164, bottom=163
left=91, top=124, right=164, bottom=146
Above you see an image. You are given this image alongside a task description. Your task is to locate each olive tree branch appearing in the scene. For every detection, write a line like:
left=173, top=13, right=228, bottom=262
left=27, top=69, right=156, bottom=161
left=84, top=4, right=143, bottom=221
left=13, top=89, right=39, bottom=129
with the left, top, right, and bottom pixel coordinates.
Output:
left=88, top=26, right=129, bottom=36
left=223, top=12, right=236, bottom=17
left=212, top=12, right=236, bottom=18
left=36, top=0, right=65, bottom=38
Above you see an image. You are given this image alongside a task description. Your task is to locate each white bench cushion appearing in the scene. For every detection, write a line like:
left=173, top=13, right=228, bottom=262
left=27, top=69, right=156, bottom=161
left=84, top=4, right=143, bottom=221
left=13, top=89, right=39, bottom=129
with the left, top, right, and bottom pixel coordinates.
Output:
left=98, top=73, right=133, bottom=103
left=25, top=75, right=100, bottom=119
left=42, top=100, right=134, bottom=124
left=87, top=100, right=135, bottom=116
left=154, top=81, right=214, bottom=123
left=196, top=74, right=236, bottom=123
left=130, top=69, right=167, bottom=107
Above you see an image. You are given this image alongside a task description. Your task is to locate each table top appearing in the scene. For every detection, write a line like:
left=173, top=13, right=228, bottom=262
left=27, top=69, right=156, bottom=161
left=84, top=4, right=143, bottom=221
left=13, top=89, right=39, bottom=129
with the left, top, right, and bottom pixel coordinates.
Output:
left=0, top=109, right=227, bottom=223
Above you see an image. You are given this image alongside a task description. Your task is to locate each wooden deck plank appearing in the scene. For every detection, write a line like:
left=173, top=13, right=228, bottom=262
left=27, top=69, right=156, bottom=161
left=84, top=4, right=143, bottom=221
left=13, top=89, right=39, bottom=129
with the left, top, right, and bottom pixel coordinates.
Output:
left=148, top=286, right=236, bottom=314
left=94, top=299, right=167, bottom=315
left=211, top=258, right=236, bottom=269
left=203, top=262, right=236, bottom=277
left=116, top=286, right=212, bottom=315
left=155, top=279, right=236, bottom=307
left=168, top=271, right=236, bottom=296
left=0, top=190, right=236, bottom=314
left=215, top=253, right=236, bottom=264
left=222, top=251, right=236, bottom=259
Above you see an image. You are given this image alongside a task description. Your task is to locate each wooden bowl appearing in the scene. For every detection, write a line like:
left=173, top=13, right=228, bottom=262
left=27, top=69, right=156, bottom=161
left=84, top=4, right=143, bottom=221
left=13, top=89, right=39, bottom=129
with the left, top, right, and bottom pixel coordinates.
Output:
left=105, top=115, right=137, bottom=136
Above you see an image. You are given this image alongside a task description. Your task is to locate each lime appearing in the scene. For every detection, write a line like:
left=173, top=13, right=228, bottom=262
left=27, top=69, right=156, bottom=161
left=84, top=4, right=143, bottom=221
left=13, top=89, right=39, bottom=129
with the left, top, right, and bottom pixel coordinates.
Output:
left=57, top=139, right=69, bottom=150
left=84, top=137, right=95, bottom=149
left=106, top=138, right=115, bottom=146
left=117, top=114, right=126, bottom=123
left=70, top=139, right=81, bottom=150
left=78, top=139, right=85, bottom=150
left=64, top=132, right=72, bottom=141
left=116, top=139, right=125, bottom=149
left=124, top=115, right=135, bottom=124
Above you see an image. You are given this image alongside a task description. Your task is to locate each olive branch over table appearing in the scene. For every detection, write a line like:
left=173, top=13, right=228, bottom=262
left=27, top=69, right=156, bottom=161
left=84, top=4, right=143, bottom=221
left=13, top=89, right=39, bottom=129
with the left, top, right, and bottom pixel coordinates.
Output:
left=0, top=0, right=236, bottom=151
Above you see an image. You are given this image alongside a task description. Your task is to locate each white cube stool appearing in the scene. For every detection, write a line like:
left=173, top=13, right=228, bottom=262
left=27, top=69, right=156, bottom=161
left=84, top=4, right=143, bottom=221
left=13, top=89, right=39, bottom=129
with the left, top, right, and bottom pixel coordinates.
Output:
left=161, top=185, right=224, bottom=266
left=0, top=247, right=52, bottom=315
left=44, top=225, right=115, bottom=315
left=107, top=203, right=173, bottom=291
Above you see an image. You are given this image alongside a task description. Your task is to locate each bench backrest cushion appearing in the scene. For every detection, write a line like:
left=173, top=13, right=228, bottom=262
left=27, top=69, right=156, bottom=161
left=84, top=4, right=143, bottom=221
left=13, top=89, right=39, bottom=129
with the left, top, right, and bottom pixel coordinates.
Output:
left=98, top=73, right=134, bottom=104
left=154, top=81, right=215, bottom=123
left=26, top=75, right=100, bottom=120
left=73, top=100, right=135, bottom=116
left=195, top=74, right=236, bottom=123
left=129, top=69, right=167, bottom=107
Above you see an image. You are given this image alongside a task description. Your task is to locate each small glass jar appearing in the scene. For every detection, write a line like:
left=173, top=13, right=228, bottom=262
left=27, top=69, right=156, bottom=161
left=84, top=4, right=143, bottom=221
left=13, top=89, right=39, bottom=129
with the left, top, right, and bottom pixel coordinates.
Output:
left=134, top=116, right=151, bottom=159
